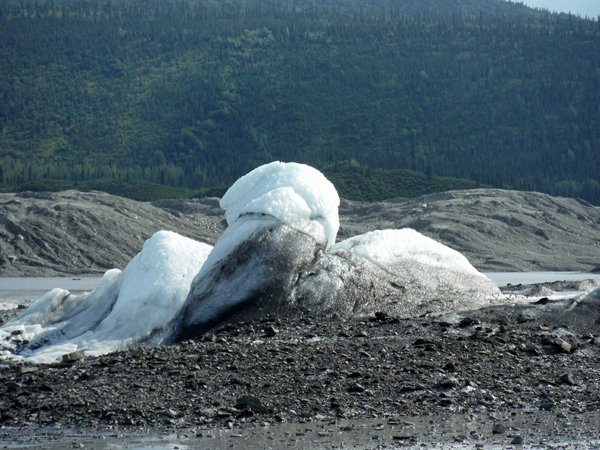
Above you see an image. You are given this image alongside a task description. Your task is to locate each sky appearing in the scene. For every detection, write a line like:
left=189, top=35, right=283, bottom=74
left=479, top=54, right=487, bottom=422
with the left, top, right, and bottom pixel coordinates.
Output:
left=519, top=0, right=600, bottom=18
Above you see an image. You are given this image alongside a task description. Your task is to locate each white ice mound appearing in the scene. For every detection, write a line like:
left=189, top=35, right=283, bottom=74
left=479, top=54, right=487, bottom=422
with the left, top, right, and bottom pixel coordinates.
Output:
left=287, top=228, right=501, bottom=319
left=220, top=161, right=340, bottom=250
left=2, top=163, right=505, bottom=354
left=0, top=231, right=212, bottom=363
left=332, top=229, right=484, bottom=278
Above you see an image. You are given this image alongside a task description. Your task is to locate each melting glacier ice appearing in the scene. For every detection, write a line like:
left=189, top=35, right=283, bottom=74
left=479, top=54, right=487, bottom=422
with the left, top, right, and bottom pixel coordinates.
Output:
left=0, top=231, right=212, bottom=363
left=220, top=161, right=339, bottom=250
left=2, top=162, right=503, bottom=362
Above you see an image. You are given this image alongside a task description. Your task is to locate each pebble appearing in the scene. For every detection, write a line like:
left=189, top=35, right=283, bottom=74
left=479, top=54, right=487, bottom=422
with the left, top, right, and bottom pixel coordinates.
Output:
left=0, top=309, right=598, bottom=447
left=492, top=423, right=506, bottom=434
left=559, top=373, right=577, bottom=386
left=511, top=435, right=523, bottom=445
left=62, top=351, right=85, bottom=362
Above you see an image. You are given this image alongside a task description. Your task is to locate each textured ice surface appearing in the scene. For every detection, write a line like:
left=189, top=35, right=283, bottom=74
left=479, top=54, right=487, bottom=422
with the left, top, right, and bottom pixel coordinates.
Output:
left=332, top=229, right=484, bottom=278
left=163, top=216, right=323, bottom=343
left=0, top=231, right=212, bottom=363
left=2, top=163, right=506, bottom=356
left=285, top=228, right=502, bottom=320
left=220, top=161, right=339, bottom=250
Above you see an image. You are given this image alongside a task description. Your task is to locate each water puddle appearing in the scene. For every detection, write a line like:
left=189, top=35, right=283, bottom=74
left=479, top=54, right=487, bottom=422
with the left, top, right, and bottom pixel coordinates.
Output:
left=6, top=410, right=600, bottom=449
left=0, top=277, right=102, bottom=309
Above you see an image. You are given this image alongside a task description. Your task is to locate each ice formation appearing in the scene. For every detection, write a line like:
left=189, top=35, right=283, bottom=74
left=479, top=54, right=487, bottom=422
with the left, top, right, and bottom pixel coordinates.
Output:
left=289, top=229, right=501, bottom=319
left=0, top=231, right=212, bottom=363
left=163, top=163, right=501, bottom=343
left=332, top=229, right=483, bottom=277
left=2, top=162, right=503, bottom=361
left=220, top=161, right=339, bottom=250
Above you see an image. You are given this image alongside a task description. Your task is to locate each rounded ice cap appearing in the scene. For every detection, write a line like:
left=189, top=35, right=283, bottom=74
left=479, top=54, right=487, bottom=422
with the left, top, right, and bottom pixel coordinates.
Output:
left=220, top=162, right=340, bottom=249
left=332, top=228, right=486, bottom=278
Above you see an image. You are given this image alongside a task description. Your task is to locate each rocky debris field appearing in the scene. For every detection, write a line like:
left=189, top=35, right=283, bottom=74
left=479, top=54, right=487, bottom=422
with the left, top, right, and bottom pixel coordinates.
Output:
left=1, top=188, right=600, bottom=276
left=0, top=191, right=225, bottom=277
left=1, top=286, right=600, bottom=447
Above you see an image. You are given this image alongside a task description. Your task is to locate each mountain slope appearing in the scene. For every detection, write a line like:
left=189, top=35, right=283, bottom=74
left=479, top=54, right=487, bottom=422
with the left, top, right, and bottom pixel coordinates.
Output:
left=0, top=0, right=598, bottom=204
left=1, top=188, right=598, bottom=276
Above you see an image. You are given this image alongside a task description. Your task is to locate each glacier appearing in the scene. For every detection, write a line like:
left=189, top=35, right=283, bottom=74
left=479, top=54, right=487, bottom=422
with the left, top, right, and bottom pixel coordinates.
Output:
left=0, top=231, right=212, bottom=363
left=1, top=162, right=502, bottom=362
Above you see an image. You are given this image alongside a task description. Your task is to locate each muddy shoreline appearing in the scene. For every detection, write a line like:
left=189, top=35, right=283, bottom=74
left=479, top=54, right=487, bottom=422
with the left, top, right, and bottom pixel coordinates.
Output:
left=2, top=293, right=600, bottom=448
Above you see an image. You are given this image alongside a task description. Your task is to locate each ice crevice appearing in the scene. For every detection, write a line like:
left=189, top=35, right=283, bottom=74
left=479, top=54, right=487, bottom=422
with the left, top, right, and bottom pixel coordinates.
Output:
left=2, top=162, right=502, bottom=362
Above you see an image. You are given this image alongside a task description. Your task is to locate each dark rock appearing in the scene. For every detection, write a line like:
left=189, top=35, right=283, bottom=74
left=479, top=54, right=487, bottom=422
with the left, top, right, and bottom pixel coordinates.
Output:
left=348, top=383, right=366, bottom=393
left=492, top=423, right=506, bottom=434
left=552, top=338, right=572, bottom=353
left=235, top=395, right=269, bottom=414
left=393, top=435, right=413, bottom=440
left=5, top=381, right=21, bottom=390
left=443, top=361, right=457, bottom=372
left=439, top=377, right=459, bottom=388
left=522, top=344, right=542, bottom=356
left=62, top=351, right=85, bottom=362
left=540, top=401, right=554, bottom=411
left=0, top=412, right=16, bottom=422
left=374, top=311, right=388, bottom=321
left=511, top=435, right=523, bottom=445
left=558, top=373, right=577, bottom=386
left=263, top=326, right=279, bottom=337
left=459, top=317, right=479, bottom=328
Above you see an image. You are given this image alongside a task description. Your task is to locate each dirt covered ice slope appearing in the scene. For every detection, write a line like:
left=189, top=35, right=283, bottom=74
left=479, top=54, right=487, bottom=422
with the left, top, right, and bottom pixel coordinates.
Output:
left=0, top=188, right=599, bottom=276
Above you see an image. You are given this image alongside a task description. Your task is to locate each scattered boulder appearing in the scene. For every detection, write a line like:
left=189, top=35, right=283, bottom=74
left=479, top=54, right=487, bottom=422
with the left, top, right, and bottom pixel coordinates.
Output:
left=235, top=395, right=269, bottom=414
left=492, top=423, right=506, bottom=434
left=62, top=351, right=85, bottom=363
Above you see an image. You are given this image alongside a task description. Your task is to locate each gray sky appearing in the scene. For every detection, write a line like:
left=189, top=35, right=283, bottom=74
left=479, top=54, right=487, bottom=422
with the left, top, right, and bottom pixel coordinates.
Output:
left=520, top=0, right=600, bottom=18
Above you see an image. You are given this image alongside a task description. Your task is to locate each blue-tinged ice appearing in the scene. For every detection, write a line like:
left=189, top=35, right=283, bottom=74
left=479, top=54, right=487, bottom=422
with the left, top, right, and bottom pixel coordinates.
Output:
left=332, top=228, right=484, bottom=277
left=0, top=231, right=212, bottom=363
left=220, top=161, right=339, bottom=250
left=2, top=162, right=507, bottom=362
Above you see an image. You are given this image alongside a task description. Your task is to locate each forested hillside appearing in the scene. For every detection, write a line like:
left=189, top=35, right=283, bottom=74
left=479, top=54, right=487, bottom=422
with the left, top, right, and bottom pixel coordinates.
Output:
left=0, top=0, right=599, bottom=203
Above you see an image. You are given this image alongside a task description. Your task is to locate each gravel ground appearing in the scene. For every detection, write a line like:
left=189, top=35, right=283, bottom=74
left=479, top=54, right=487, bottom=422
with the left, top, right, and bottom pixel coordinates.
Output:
left=1, top=292, right=600, bottom=448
